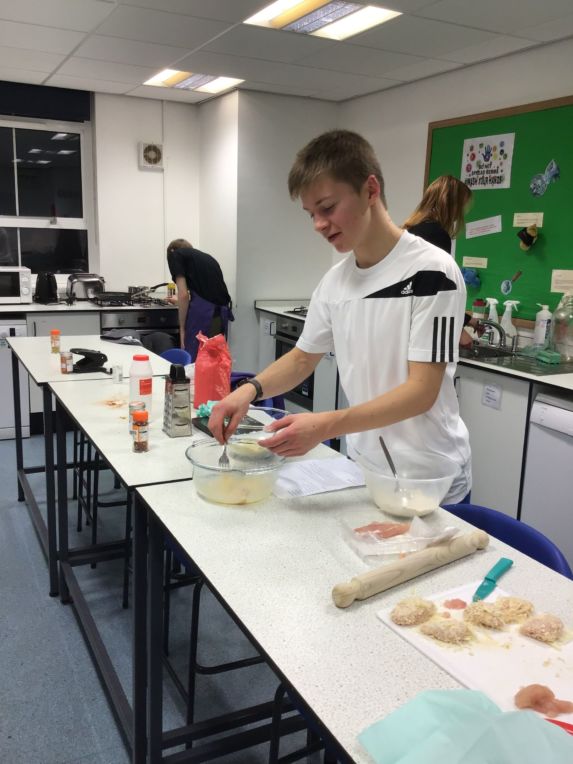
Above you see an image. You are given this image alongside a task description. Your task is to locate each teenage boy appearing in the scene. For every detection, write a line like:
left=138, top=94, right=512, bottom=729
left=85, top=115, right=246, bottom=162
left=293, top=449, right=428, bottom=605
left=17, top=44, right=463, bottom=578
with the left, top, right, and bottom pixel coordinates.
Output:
left=209, top=130, right=471, bottom=503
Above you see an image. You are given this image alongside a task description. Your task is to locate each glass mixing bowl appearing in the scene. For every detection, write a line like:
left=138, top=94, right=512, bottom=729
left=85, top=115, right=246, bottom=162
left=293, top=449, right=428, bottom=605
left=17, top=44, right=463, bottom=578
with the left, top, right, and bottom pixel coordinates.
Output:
left=354, top=448, right=460, bottom=517
left=185, top=439, right=285, bottom=505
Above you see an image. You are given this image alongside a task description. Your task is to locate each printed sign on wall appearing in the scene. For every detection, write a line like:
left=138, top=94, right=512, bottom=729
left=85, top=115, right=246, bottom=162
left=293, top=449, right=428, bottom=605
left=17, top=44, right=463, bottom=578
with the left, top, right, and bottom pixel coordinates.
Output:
left=461, top=133, right=515, bottom=189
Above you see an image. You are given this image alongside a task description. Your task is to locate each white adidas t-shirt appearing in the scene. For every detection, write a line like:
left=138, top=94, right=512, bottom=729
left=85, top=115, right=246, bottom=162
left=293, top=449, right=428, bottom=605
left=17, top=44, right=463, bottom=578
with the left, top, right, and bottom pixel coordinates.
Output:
left=296, top=231, right=471, bottom=503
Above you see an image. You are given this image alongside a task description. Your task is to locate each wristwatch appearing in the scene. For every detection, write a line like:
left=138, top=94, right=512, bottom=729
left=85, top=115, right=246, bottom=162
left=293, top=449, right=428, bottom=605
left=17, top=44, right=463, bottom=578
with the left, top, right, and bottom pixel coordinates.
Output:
left=236, top=377, right=263, bottom=401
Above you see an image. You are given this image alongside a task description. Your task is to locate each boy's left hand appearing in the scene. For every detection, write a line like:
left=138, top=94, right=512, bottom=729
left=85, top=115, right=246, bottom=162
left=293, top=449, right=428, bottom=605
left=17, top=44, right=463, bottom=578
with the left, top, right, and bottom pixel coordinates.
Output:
left=259, top=412, right=330, bottom=456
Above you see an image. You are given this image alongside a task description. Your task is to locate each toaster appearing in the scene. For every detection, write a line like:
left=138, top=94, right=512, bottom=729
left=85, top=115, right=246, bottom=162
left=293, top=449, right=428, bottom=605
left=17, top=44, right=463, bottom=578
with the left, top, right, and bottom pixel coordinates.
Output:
left=66, top=274, right=105, bottom=303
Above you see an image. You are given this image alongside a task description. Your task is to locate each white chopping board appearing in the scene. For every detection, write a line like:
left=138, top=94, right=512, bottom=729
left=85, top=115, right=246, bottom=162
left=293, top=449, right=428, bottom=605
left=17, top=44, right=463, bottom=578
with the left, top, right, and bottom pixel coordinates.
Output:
left=378, top=582, right=573, bottom=726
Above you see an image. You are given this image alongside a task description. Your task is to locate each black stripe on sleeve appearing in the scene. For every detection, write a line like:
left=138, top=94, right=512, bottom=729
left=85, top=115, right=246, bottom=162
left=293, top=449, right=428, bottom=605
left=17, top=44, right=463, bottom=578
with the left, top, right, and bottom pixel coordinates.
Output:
left=432, top=317, right=438, bottom=362
left=440, top=316, right=447, bottom=362
left=448, top=316, right=455, bottom=362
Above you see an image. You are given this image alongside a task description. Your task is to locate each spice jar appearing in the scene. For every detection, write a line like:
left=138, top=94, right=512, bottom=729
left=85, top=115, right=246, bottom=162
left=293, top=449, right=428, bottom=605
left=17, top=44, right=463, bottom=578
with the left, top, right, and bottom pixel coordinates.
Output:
left=60, top=351, right=73, bottom=374
left=129, top=401, right=145, bottom=434
left=132, top=410, right=149, bottom=452
left=50, top=329, right=61, bottom=354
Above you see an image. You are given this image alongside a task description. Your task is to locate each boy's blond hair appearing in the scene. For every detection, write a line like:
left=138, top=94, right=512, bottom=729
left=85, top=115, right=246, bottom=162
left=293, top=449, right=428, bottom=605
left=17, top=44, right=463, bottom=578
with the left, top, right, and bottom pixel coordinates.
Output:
left=288, top=129, right=386, bottom=207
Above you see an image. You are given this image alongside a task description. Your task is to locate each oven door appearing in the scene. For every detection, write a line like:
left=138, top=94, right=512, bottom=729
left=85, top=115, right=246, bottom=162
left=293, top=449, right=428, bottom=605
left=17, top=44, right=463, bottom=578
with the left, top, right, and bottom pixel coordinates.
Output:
left=275, top=333, right=314, bottom=411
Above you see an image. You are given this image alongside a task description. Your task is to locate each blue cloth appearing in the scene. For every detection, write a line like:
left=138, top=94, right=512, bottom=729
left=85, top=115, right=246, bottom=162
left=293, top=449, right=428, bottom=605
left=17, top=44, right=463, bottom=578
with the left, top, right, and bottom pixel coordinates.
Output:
left=359, top=689, right=573, bottom=764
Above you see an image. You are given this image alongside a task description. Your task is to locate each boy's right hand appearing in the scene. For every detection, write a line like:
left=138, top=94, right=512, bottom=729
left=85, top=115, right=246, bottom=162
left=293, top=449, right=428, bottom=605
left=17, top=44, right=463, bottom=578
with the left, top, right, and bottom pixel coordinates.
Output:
left=208, top=387, right=255, bottom=443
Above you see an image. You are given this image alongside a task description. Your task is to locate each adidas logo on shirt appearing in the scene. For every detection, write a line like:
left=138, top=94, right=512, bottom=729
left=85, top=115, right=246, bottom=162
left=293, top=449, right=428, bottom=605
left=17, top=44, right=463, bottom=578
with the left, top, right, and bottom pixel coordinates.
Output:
left=400, top=281, right=413, bottom=295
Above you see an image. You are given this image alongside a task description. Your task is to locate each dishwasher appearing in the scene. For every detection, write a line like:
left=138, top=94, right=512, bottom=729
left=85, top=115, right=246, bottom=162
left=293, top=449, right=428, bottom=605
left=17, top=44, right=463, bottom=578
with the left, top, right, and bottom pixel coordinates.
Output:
left=0, top=318, right=29, bottom=439
left=520, top=392, right=573, bottom=568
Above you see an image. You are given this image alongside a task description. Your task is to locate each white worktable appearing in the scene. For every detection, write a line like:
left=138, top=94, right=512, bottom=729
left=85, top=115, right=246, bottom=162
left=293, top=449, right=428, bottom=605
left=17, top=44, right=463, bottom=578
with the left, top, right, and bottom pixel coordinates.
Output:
left=136, top=482, right=573, bottom=763
left=7, top=334, right=171, bottom=383
left=49, top=376, right=197, bottom=488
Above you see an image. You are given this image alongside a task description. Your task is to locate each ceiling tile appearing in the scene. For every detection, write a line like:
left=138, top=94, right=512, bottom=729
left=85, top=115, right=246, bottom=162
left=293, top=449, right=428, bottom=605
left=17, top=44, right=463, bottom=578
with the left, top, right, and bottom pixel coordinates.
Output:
left=417, top=0, right=573, bottom=35
left=514, top=13, right=573, bottom=42
left=446, top=35, right=538, bottom=65
left=58, top=56, right=158, bottom=84
left=239, top=80, right=321, bottom=99
left=0, top=47, right=65, bottom=73
left=76, top=35, right=189, bottom=69
left=205, top=25, right=336, bottom=64
left=96, top=6, right=231, bottom=48
left=381, top=57, right=462, bottom=82
left=352, top=15, right=499, bottom=58
left=45, top=73, right=132, bottom=94
left=0, top=67, right=46, bottom=85
left=118, top=0, right=266, bottom=23
left=126, top=84, right=208, bottom=102
left=298, top=43, right=421, bottom=77
left=0, top=20, right=84, bottom=55
left=0, top=0, right=116, bottom=32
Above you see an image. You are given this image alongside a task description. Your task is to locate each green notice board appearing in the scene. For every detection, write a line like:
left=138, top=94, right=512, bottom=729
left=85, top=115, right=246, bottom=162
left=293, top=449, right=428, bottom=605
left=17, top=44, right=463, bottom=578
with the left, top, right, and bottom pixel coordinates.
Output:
left=426, top=97, right=573, bottom=321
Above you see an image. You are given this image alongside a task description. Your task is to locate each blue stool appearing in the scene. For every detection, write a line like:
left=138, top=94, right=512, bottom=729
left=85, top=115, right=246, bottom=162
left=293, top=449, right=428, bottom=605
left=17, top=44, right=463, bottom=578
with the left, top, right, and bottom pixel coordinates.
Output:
left=160, top=347, right=192, bottom=365
left=442, top=503, right=573, bottom=578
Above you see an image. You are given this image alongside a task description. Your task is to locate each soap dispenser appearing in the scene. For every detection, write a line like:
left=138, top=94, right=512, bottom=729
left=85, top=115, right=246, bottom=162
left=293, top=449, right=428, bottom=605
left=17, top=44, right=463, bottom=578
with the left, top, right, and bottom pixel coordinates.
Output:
left=501, top=300, right=519, bottom=345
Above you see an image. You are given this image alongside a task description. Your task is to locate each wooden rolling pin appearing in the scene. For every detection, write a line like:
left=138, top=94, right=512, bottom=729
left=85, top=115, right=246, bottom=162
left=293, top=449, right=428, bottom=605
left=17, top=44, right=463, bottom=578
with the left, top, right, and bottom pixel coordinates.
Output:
left=332, top=530, right=489, bottom=608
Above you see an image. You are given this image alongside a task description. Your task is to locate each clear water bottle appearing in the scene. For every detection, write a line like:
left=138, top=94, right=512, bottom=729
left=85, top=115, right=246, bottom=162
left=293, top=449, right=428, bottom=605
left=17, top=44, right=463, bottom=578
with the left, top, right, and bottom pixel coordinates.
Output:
left=550, top=294, right=573, bottom=361
left=129, top=354, right=153, bottom=414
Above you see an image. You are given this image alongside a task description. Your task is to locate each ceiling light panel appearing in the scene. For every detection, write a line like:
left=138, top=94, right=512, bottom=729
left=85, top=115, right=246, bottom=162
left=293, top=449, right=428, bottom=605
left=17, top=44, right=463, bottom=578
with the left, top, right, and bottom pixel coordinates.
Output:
left=196, top=76, right=245, bottom=93
left=174, top=73, right=216, bottom=90
left=313, top=6, right=401, bottom=39
left=245, top=1, right=401, bottom=40
left=284, top=2, right=361, bottom=33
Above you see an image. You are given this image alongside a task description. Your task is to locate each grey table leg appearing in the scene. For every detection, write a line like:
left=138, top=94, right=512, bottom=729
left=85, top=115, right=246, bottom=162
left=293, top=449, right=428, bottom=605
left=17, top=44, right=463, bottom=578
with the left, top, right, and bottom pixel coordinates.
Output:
left=43, top=384, right=59, bottom=597
left=147, top=510, right=164, bottom=763
left=56, top=400, right=70, bottom=603
left=133, top=492, right=148, bottom=764
left=11, top=351, right=24, bottom=502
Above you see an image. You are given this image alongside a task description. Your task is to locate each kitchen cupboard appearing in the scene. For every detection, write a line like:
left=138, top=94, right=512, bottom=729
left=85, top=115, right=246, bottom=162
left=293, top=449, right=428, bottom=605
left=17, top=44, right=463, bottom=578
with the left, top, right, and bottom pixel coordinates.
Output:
left=26, top=312, right=101, bottom=415
left=257, top=311, right=276, bottom=370
left=456, top=364, right=530, bottom=518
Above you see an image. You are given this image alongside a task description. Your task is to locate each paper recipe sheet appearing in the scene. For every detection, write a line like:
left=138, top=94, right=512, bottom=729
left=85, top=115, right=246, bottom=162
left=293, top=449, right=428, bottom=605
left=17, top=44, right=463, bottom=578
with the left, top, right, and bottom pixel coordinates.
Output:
left=273, top=457, right=365, bottom=498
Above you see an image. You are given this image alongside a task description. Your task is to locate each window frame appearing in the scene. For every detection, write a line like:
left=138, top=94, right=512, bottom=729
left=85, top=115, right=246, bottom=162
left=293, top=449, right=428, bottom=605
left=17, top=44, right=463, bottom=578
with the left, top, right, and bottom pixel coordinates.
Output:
left=0, top=115, right=97, bottom=274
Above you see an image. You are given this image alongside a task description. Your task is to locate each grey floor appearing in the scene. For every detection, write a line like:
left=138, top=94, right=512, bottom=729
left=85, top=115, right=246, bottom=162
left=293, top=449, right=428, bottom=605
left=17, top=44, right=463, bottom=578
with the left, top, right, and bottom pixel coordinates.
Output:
left=0, top=434, right=311, bottom=764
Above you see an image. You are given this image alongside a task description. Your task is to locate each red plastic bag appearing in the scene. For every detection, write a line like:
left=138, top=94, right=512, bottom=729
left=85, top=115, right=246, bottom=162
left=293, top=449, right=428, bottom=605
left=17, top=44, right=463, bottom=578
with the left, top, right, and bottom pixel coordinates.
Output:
left=193, top=332, right=232, bottom=407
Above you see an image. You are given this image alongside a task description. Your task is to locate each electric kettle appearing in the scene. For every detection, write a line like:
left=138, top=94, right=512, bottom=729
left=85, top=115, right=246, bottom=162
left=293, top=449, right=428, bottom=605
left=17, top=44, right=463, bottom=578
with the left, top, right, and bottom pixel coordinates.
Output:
left=34, top=272, right=59, bottom=304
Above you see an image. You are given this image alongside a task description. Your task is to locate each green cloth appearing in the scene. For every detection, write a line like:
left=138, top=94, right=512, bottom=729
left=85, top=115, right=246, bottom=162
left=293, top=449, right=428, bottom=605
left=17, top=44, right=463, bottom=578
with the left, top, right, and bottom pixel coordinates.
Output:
left=359, top=689, right=573, bottom=764
left=196, top=401, right=217, bottom=417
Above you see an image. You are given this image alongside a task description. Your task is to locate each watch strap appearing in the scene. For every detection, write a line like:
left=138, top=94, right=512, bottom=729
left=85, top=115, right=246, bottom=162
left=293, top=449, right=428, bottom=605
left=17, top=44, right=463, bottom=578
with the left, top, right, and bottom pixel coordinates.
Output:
left=237, top=377, right=263, bottom=401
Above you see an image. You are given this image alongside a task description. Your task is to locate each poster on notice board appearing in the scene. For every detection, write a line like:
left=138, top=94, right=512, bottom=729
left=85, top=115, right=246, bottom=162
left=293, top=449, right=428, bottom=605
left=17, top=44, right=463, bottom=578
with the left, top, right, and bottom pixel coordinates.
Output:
left=461, top=133, right=515, bottom=189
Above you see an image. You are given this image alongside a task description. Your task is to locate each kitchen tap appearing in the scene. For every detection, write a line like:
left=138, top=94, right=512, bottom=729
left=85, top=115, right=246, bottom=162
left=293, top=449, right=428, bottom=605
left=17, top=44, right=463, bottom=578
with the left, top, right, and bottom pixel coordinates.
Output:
left=476, top=318, right=507, bottom=348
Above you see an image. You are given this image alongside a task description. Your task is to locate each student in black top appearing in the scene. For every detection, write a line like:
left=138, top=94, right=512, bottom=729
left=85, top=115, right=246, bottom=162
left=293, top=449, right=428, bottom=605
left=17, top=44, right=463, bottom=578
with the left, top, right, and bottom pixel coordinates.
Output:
left=166, top=238, right=233, bottom=360
left=403, top=175, right=477, bottom=346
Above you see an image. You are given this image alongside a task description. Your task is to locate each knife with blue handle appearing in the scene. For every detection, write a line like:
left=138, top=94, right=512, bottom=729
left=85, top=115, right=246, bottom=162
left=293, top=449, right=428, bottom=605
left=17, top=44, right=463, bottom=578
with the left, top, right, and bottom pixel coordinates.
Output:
left=472, top=557, right=513, bottom=601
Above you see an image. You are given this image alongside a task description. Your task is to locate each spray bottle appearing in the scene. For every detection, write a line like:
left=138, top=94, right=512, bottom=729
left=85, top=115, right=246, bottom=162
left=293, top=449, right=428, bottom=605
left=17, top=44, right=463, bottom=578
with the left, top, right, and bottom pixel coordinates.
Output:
left=533, top=304, right=552, bottom=347
left=485, top=297, right=499, bottom=322
left=501, top=300, right=519, bottom=344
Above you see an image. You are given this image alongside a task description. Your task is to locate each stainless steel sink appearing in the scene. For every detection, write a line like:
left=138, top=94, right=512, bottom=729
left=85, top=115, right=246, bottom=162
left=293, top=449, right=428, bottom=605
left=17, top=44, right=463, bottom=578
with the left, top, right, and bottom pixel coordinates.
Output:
left=460, top=346, right=514, bottom=360
left=460, top=345, right=573, bottom=376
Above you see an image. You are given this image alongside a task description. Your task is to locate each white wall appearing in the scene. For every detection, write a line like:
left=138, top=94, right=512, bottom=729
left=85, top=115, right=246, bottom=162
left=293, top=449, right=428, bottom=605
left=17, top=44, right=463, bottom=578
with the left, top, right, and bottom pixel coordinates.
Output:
left=93, top=93, right=199, bottom=290
left=197, top=91, right=239, bottom=303
left=232, top=91, right=337, bottom=370
left=339, top=37, right=573, bottom=226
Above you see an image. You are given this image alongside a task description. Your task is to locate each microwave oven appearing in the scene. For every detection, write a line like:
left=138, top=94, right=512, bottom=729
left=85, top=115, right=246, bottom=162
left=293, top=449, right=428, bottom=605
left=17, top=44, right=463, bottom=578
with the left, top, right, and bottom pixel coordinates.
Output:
left=0, top=266, right=33, bottom=304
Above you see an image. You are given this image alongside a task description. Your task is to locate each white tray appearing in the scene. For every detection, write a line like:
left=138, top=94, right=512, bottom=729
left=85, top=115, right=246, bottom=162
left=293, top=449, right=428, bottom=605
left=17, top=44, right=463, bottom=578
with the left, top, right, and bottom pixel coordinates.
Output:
left=378, top=582, right=573, bottom=724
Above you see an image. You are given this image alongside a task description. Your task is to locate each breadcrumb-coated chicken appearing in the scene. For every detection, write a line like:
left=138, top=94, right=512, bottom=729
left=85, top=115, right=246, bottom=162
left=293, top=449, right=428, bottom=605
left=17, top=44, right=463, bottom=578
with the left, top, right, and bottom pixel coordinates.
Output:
left=390, top=597, right=436, bottom=626
left=493, top=596, right=534, bottom=624
left=420, top=619, right=472, bottom=644
left=519, top=614, right=564, bottom=643
left=463, top=601, right=505, bottom=630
